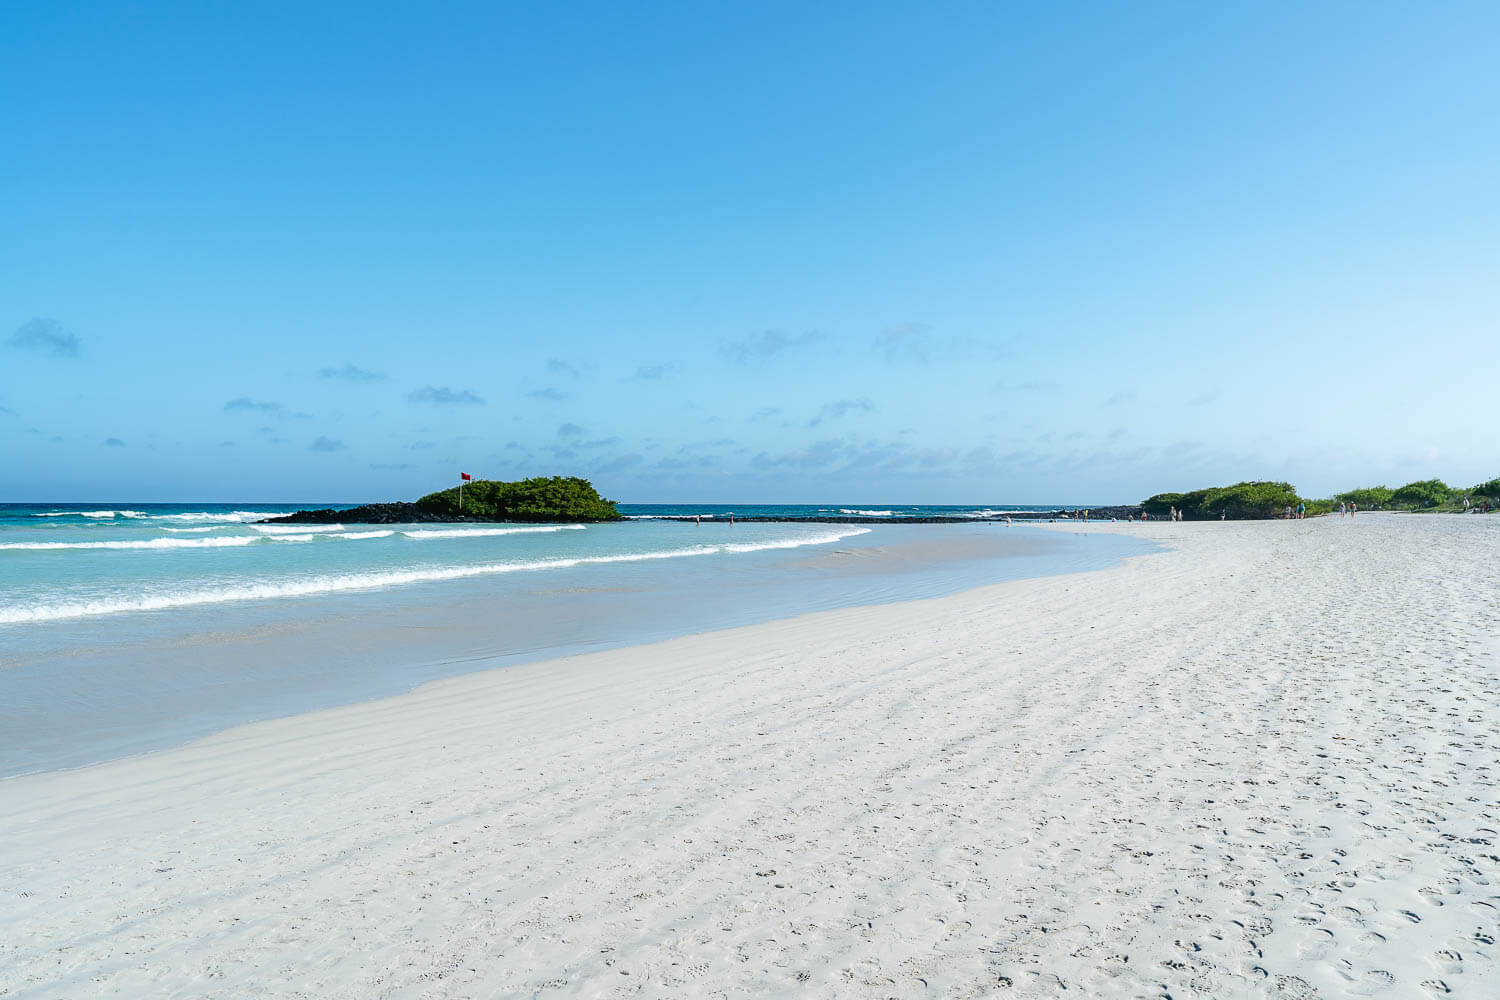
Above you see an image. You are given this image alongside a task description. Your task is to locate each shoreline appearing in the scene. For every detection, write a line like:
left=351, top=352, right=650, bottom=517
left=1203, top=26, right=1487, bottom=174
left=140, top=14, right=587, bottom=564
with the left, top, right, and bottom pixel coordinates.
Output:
left=0, top=522, right=1151, bottom=779
left=3, top=514, right=1495, bottom=996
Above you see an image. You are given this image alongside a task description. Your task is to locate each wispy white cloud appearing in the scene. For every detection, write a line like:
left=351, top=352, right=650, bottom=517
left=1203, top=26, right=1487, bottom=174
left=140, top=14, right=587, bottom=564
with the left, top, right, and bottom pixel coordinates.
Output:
left=225, top=397, right=283, bottom=412
left=808, top=398, right=876, bottom=427
left=408, top=386, right=484, bottom=405
left=875, top=323, right=1010, bottom=364
left=317, top=364, right=386, bottom=381
left=633, top=363, right=676, bottom=380
left=723, top=330, right=829, bottom=363
left=7, top=318, right=80, bottom=357
left=546, top=359, right=585, bottom=379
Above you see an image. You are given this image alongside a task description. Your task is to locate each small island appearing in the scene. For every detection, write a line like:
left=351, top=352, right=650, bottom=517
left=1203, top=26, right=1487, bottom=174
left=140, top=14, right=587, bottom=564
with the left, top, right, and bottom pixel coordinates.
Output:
left=261, top=476, right=623, bottom=525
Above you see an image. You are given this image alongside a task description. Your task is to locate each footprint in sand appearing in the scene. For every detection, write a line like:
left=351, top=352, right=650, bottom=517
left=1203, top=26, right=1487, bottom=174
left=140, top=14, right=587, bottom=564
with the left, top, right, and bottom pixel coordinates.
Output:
left=1297, top=928, right=1335, bottom=959
left=1344, top=968, right=1395, bottom=995
left=1273, top=975, right=1320, bottom=1000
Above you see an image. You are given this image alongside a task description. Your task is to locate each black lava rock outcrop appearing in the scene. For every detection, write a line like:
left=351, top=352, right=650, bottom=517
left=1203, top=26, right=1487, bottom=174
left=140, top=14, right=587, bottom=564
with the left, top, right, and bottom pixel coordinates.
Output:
left=262, top=503, right=483, bottom=525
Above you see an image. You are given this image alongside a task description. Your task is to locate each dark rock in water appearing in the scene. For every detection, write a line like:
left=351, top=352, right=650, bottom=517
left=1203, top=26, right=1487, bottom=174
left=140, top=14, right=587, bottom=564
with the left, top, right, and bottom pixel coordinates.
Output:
left=261, top=503, right=491, bottom=525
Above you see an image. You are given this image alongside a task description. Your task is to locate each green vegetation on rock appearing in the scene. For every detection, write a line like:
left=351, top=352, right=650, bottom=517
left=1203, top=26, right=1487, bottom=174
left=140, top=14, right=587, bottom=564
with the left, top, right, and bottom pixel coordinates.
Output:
left=1332, top=479, right=1495, bottom=511
left=1144, top=473, right=1499, bottom=520
left=1140, top=492, right=1184, bottom=516
left=1334, top=486, right=1393, bottom=508
left=1388, top=479, right=1456, bottom=509
left=416, top=476, right=622, bottom=522
left=1141, top=481, right=1302, bottom=520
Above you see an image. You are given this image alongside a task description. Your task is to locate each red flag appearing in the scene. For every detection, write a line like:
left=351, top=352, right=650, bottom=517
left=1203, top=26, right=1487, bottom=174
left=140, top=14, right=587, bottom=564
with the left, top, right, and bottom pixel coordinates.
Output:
left=460, top=472, right=472, bottom=481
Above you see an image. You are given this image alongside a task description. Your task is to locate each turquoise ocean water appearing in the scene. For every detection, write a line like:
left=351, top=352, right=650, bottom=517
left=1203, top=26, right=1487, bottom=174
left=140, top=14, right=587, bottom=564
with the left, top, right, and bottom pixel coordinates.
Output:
left=0, top=502, right=1151, bottom=777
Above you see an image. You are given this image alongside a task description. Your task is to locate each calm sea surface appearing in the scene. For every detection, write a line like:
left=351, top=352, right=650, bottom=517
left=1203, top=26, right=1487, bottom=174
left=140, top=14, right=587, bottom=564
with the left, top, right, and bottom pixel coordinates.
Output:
left=0, top=502, right=1153, bottom=777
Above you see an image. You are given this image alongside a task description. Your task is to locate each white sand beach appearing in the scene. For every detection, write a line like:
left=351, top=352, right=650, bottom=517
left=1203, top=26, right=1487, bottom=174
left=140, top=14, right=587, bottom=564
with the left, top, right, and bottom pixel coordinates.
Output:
left=2, top=514, right=1496, bottom=999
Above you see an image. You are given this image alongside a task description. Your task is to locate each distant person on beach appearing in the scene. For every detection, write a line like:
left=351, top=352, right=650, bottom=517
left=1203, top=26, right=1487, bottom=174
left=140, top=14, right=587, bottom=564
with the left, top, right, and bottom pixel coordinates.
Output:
left=1220, top=511, right=1226, bottom=520
left=1350, top=502, right=1357, bottom=517
left=1298, top=501, right=1305, bottom=519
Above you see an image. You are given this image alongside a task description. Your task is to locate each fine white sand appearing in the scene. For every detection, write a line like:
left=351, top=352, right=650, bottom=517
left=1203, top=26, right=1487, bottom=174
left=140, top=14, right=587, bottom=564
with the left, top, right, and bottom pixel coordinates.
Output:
left=2, top=514, right=1496, bottom=998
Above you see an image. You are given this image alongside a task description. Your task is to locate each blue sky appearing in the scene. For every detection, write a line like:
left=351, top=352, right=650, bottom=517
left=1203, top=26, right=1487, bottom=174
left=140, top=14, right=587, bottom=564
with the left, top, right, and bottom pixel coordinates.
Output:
left=4, top=2, right=1496, bottom=503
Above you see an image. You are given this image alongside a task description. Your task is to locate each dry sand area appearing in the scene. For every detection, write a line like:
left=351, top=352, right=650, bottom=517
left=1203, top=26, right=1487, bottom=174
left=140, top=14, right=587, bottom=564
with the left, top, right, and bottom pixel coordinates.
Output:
left=2, top=514, right=1497, bottom=998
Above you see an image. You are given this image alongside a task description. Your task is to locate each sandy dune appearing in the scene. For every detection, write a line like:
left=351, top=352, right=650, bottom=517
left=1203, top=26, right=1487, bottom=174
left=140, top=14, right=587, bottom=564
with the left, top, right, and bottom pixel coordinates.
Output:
left=2, top=514, right=1496, bottom=998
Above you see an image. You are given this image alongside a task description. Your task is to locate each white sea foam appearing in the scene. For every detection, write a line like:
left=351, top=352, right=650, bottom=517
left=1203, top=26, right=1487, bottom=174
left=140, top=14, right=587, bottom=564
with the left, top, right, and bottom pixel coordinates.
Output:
left=0, top=545, right=716, bottom=623
left=162, top=526, right=235, bottom=533
left=332, top=530, right=394, bottom=540
left=33, top=509, right=148, bottom=519
left=839, top=509, right=895, bottom=517
left=0, top=536, right=262, bottom=551
left=722, top=528, right=871, bottom=553
left=0, top=528, right=869, bottom=624
left=154, top=511, right=293, bottom=523
left=267, top=534, right=317, bottom=543
left=251, top=523, right=346, bottom=534
left=401, top=525, right=588, bottom=539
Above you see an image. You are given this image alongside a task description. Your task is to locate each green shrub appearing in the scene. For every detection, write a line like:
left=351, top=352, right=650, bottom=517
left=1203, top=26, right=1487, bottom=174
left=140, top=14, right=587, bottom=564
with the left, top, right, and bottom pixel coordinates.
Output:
left=1141, top=481, right=1300, bottom=520
left=1175, top=488, right=1213, bottom=518
left=416, top=476, right=622, bottom=522
left=1388, top=479, right=1455, bottom=509
left=1335, top=486, right=1393, bottom=508
left=1471, top=477, right=1500, bottom=499
left=1201, top=481, right=1301, bottom=519
left=1141, top=492, right=1185, bottom=516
